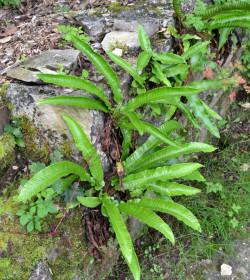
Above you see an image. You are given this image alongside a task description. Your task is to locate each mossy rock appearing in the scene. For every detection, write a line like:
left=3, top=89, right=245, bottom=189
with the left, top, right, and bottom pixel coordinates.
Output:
left=0, top=133, right=15, bottom=175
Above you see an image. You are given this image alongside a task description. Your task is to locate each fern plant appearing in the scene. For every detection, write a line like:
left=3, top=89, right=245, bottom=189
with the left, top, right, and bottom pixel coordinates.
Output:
left=173, top=0, right=250, bottom=50
left=18, top=113, right=217, bottom=279
left=16, top=26, right=220, bottom=279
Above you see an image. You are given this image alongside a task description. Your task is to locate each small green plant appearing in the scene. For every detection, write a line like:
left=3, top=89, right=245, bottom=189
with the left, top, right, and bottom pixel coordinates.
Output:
left=54, top=6, right=69, bottom=12
left=0, top=0, right=19, bottom=8
left=15, top=190, right=57, bottom=233
left=5, top=19, right=12, bottom=25
left=17, top=55, right=27, bottom=61
left=56, top=64, right=70, bottom=75
left=57, top=25, right=91, bottom=47
left=205, top=181, right=223, bottom=194
left=4, top=118, right=25, bottom=147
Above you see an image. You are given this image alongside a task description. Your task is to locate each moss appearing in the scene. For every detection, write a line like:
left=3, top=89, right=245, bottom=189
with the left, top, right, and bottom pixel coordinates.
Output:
left=0, top=83, right=14, bottom=109
left=109, top=40, right=129, bottom=54
left=20, top=115, right=50, bottom=164
left=147, top=7, right=162, bottom=15
left=59, top=141, right=74, bottom=158
left=0, top=133, right=15, bottom=174
left=107, top=1, right=130, bottom=12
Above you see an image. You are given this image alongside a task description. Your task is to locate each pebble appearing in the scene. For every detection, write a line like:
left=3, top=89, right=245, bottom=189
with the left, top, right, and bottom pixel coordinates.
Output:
left=221, top=264, right=232, bottom=276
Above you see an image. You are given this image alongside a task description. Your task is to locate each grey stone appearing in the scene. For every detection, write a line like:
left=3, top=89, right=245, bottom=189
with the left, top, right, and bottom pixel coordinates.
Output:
left=28, top=261, right=51, bottom=280
left=4, top=83, right=110, bottom=173
left=7, top=68, right=44, bottom=83
left=221, top=264, right=232, bottom=276
left=22, top=49, right=81, bottom=72
left=74, top=4, right=175, bottom=38
left=101, top=31, right=140, bottom=53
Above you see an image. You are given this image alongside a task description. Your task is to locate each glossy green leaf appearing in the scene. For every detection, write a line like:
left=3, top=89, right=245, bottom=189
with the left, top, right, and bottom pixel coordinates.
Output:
left=153, top=53, right=186, bottom=64
left=62, top=114, right=104, bottom=187
left=102, top=197, right=133, bottom=263
left=218, top=28, right=231, bottom=51
left=119, top=203, right=175, bottom=244
left=162, top=64, right=190, bottom=78
left=37, top=96, right=109, bottom=113
left=123, top=163, right=203, bottom=189
left=173, top=0, right=184, bottom=18
left=127, top=142, right=215, bottom=174
left=124, top=120, right=182, bottom=170
left=187, top=95, right=220, bottom=138
left=126, top=247, right=140, bottom=280
left=72, top=35, right=122, bottom=104
left=152, top=62, right=171, bottom=87
left=107, top=51, right=145, bottom=86
left=138, top=24, right=152, bottom=52
left=201, top=2, right=250, bottom=20
left=186, top=79, right=224, bottom=90
left=60, top=175, right=79, bottom=194
left=122, top=87, right=201, bottom=112
left=128, top=198, right=201, bottom=232
left=204, top=13, right=250, bottom=30
left=18, top=161, right=92, bottom=202
left=77, top=196, right=101, bottom=208
left=27, top=221, right=34, bottom=233
left=181, top=41, right=210, bottom=60
left=144, top=181, right=201, bottom=196
left=182, top=169, right=205, bottom=181
left=141, top=122, right=179, bottom=148
left=137, top=51, right=152, bottom=72
left=36, top=74, right=111, bottom=109
left=202, top=101, right=222, bottom=120
left=122, top=111, right=143, bottom=135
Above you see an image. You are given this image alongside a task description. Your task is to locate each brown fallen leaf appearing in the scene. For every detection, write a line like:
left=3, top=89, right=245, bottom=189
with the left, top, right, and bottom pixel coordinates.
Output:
left=0, top=36, right=12, bottom=44
left=1, top=25, right=17, bottom=36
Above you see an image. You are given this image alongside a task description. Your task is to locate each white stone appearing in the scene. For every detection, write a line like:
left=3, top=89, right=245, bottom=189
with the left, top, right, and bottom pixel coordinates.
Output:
left=101, top=31, right=140, bottom=53
left=220, top=264, right=232, bottom=276
left=112, top=48, right=123, bottom=57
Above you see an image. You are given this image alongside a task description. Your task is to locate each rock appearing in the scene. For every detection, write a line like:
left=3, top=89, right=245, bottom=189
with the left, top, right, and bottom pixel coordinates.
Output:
left=112, top=48, right=123, bottom=56
left=4, top=83, right=110, bottom=173
left=238, top=267, right=248, bottom=276
left=7, top=68, right=44, bottom=83
left=220, top=264, right=232, bottom=276
left=28, top=261, right=51, bottom=280
left=74, top=4, right=174, bottom=38
left=0, top=105, right=10, bottom=136
left=101, top=31, right=140, bottom=53
left=22, top=50, right=81, bottom=72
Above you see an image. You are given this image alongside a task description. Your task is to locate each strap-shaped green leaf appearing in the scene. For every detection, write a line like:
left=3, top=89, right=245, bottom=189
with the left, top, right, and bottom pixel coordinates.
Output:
left=128, top=198, right=201, bottom=232
left=37, top=96, right=109, bottom=113
left=122, top=87, right=201, bottom=112
left=152, top=62, right=171, bottom=87
left=181, top=41, right=210, bottom=60
left=200, top=2, right=250, bottom=20
left=145, top=181, right=201, bottom=196
left=72, top=35, right=122, bottom=104
left=162, top=64, right=190, bottom=78
left=202, top=101, right=222, bottom=120
left=153, top=53, right=186, bottom=64
left=123, top=163, right=203, bottom=189
left=123, top=111, right=143, bottom=135
left=173, top=0, right=184, bottom=18
left=124, top=120, right=182, bottom=170
left=141, top=122, right=179, bottom=148
left=137, top=51, right=152, bottom=72
left=102, top=197, right=133, bottom=263
left=218, top=28, right=231, bottom=51
left=187, top=95, right=220, bottom=138
left=127, top=142, right=216, bottom=174
left=62, top=114, right=104, bottom=187
left=204, top=13, right=250, bottom=30
left=106, top=51, right=145, bottom=86
left=18, top=161, right=92, bottom=202
left=138, top=25, right=152, bottom=52
left=182, top=169, right=205, bottom=181
left=36, top=74, right=111, bottom=109
left=77, top=196, right=101, bottom=208
left=119, top=203, right=175, bottom=244
left=126, top=247, right=140, bottom=280
left=186, top=79, right=224, bottom=90
left=121, top=128, right=132, bottom=161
